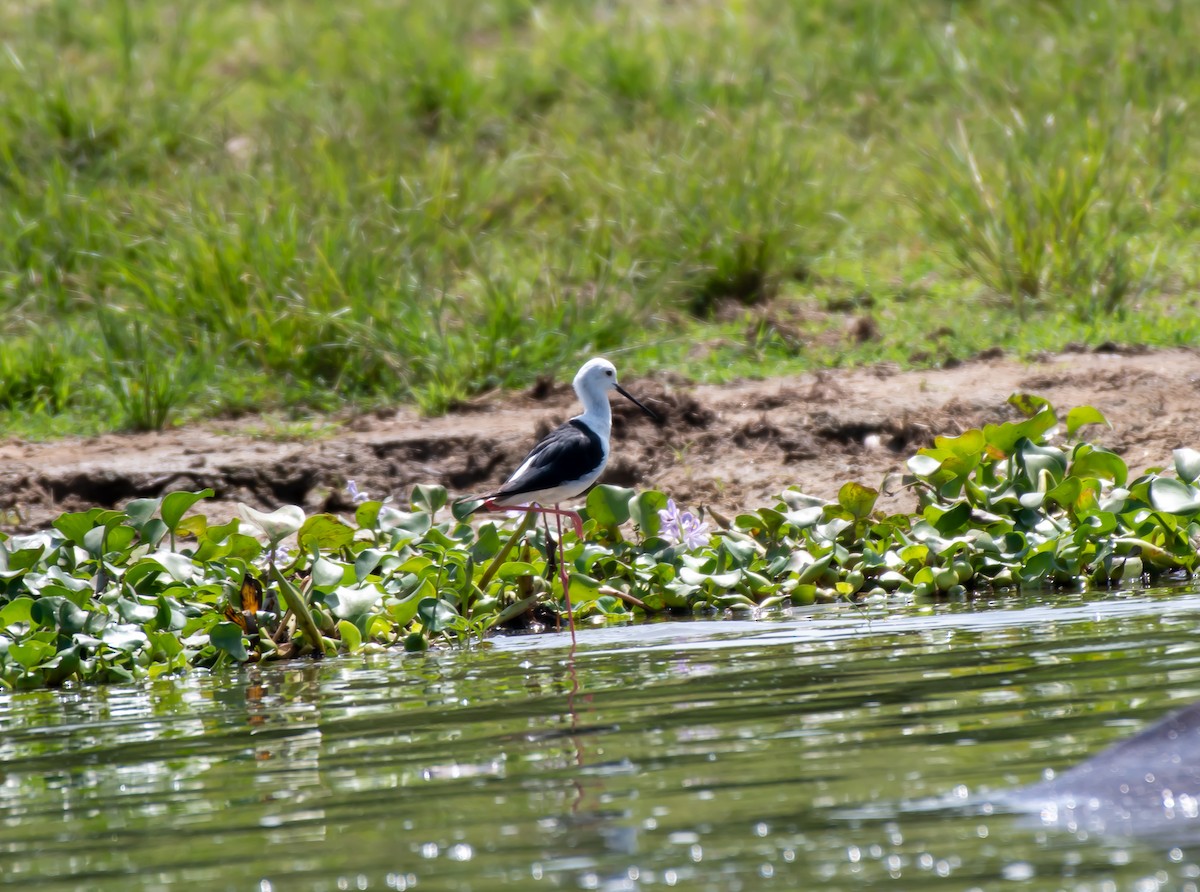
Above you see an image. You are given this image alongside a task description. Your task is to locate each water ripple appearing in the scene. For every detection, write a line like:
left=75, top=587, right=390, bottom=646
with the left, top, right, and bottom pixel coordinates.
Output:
left=4, top=588, right=1200, bottom=889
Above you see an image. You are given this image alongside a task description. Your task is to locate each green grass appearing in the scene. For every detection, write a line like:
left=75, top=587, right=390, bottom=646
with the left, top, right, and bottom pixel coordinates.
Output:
left=1, top=0, right=1199, bottom=434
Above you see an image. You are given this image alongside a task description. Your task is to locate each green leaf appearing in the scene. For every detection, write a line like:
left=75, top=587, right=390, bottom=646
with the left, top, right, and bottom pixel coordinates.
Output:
left=204, top=518, right=241, bottom=544
left=56, top=600, right=89, bottom=635
left=417, top=597, right=458, bottom=634
left=297, top=514, right=355, bottom=553
left=837, top=482, right=878, bottom=519
left=83, top=525, right=109, bottom=556
left=721, top=537, right=758, bottom=567
left=495, top=561, right=539, bottom=580
left=1008, top=393, right=1051, bottom=418
left=411, top=484, right=448, bottom=515
left=125, top=558, right=164, bottom=589
left=327, top=584, right=384, bottom=619
left=161, top=489, right=214, bottom=532
left=116, top=597, right=159, bottom=624
left=912, top=429, right=987, bottom=491
left=1148, top=478, right=1200, bottom=515
left=1175, top=448, right=1200, bottom=484
left=0, top=597, right=35, bottom=628
left=44, top=566, right=91, bottom=594
left=239, top=504, right=306, bottom=548
left=680, top=567, right=742, bottom=587
left=52, top=510, right=101, bottom=546
left=932, top=502, right=971, bottom=536
left=209, top=621, right=249, bottom=661
left=149, top=550, right=199, bottom=583
left=388, top=592, right=425, bottom=627
left=1119, top=555, right=1144, bottom=581
left=177, top=515, right=207, bottom=538
left=269, top=563, right=323, bottom=651
left=104, top=525, right=137, bottom=555
left=984, top=409, right=1057, bottom=458
left=137, top=516, right=169, bottom=552
left=125, top=497, right=162, bottom=529
left=355, top=500, right=383, bottom=530
left=226, top=533, right=264, bottom=561
left=1045, top=476, right=1083, bottom=508
left=1080, top=512, right=1118, bottom=536
left=30, top=597, right=65, bottom=629
left=567, top=572, right=602, bottom=604
left=906, top=454, right=943, bottom=477
left=754, top=507, right=787, bottom=538
left=102, top=624, right=147, bottom=653
left=586, top=485, right=634, bottom=529
left=380, top=508, right=431, bottom=537
left=42, top=645, right=82, bottom=685
left=1013, top=440, right=1068, bottom=487
left=311, top=557, right=348, bottom=589
left=354, top=548, right=384, bottom=581
left=9, top=638, right=56, bottom=669
left=147, top=628, right=184, bottom=658
left=1069, top=446, right=1128, bottom=485
left=337, top=619, right=363, bottom=653
left=469, top=525, right=502, bottom=562
left=932, top=429, right=987, bottom=459
left=155, top=595, right=187, bottom=632
left=1066, top=406, right=1109, bottom=438
left=629, top=491, right=668, bottom=538
left=451, top=498, right=483, bottom=523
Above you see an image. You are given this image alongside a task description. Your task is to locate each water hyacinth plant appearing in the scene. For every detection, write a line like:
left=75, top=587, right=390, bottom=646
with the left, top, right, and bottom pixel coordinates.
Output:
left=659, top=499, right=711, bottom=550
left=3, top=397, right=1200, bottom=689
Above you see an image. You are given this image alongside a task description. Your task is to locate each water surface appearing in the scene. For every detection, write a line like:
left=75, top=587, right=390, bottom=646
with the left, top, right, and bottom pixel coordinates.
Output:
left=5, top=588, right=1200, bottom=890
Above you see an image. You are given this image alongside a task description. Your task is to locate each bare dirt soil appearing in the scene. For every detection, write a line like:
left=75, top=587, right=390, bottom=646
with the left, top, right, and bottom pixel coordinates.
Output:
left=2, top=348, right=1198, bottom=532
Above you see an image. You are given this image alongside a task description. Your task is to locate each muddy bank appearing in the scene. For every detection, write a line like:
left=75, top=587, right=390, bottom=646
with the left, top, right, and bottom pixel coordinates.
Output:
left=1, top=348, right=1195, bottom=531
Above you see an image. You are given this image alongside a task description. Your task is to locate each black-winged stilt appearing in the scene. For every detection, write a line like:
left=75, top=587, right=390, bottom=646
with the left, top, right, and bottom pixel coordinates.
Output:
left=477, top=358, right=657, bottom=642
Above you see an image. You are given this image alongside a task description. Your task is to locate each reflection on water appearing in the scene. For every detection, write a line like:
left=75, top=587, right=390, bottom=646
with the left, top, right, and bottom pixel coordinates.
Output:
left=4, top=588, right=1200, bottom=890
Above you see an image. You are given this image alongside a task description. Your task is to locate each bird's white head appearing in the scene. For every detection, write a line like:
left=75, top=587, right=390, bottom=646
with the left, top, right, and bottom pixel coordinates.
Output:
left=572, top=357, right=657, bottom=429
left=573, top=357, right=620, bottom=402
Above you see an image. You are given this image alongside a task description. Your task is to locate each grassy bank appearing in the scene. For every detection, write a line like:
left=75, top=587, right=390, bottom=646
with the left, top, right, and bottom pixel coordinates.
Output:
left=1, top=1, right=1198, bottom=435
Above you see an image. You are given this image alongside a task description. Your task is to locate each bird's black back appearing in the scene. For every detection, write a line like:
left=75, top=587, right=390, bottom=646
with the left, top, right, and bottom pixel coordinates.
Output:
left=490, top=419, right=605, bottom=499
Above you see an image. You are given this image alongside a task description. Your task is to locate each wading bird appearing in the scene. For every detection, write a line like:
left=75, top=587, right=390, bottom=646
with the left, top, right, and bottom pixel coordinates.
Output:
left=476, top=358, right=657, bottom=642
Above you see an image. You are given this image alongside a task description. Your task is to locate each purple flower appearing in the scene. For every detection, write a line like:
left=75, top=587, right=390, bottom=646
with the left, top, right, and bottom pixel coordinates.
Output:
left=346, top=480, right=370, bottom=504
left=259, top=546, right=291, bottom=566
left=658, top=498, right=711, bottom=550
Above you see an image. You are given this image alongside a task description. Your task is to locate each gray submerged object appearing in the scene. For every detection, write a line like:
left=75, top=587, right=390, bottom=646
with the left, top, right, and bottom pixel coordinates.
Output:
left=1003, top=700, right=1200, bottom=842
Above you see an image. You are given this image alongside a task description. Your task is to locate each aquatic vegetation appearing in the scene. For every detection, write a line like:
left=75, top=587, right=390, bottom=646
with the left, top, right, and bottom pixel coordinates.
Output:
left=1, top=398, right=1199, bottom=688
left=659, top=499, right=712, bottom=551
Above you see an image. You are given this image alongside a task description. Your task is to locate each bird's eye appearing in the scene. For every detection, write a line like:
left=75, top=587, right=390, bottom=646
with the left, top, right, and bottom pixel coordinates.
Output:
left=606, top=370, right=613, bottom=376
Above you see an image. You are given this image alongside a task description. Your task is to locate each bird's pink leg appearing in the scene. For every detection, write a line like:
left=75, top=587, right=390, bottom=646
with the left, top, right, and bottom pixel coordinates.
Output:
left=480, top=499, right=579, bottom=643
left=562, top=509, right=584, bottom=539
left=555, top=508, right=576, bottom=645
left=540, top=513, right=560, bottom=633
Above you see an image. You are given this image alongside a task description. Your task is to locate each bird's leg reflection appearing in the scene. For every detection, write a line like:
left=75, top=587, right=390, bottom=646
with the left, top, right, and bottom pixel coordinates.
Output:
left=565, top=649, right=585, bottom=812
left=541, top=651, right=642, bottom=871
left=244, top=668, right=273, bottom=761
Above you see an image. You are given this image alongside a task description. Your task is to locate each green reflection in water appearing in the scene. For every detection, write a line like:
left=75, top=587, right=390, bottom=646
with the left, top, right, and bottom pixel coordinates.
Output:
left=4, top=588, right=1200, bottom=890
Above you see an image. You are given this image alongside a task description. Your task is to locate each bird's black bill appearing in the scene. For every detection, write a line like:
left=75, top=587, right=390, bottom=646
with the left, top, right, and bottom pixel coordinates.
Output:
left=615, top=384, right=659, bottom=421
left=451, top=496, right=487, bottom=521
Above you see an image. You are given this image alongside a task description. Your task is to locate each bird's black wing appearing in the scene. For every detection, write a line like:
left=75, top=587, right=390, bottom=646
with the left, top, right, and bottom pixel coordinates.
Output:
left=489, top=419, right=604, bottom=499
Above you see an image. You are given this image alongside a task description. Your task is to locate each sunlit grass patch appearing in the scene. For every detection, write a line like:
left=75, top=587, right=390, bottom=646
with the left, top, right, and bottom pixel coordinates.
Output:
left=1, top=0, right=1199, bottom=435
left=912, top=107, right=1176, bottom=318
